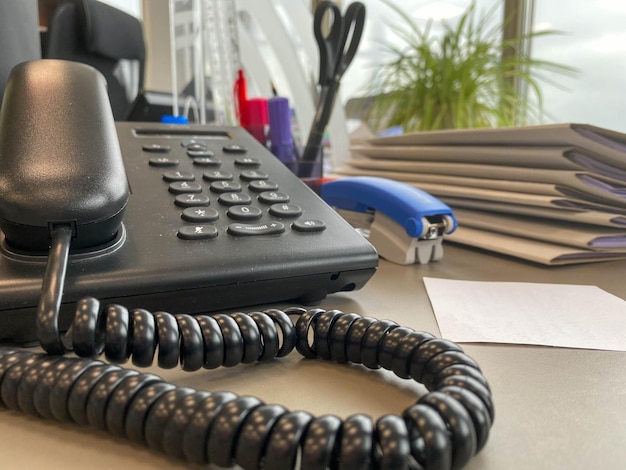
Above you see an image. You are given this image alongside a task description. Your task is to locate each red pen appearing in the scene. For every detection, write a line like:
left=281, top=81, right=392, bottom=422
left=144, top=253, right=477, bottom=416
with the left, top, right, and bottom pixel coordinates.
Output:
left=233, top=69, right=249, bottom=127
left=245, top=98, right=268, bottom=145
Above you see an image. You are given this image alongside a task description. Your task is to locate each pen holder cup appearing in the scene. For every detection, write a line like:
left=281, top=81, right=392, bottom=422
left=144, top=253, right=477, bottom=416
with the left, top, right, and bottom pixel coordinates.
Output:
left=294, top=153, right=324, bottom=193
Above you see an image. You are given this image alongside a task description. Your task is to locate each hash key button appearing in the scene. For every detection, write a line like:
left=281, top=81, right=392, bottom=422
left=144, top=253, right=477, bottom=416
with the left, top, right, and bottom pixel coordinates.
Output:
left=269, top=203, right=302, bottom=218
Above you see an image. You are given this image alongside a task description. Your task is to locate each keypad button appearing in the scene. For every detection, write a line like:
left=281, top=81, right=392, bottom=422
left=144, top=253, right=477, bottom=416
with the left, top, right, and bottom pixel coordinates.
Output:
left=269, top=203, right=302, bottom=218
left=228, top=222, right=285, bottom=236
left=187, top=143, right=209, bottom=152
left=169, top=181, right=202, bottom=194
left=149, top=157, right=179, bottom=167
left=223, top=144, right=247, bottom=154
left=210, top=181, right=242, bottom=193
left=234, top=157, right=261, bottom=167
left=187, top=149, right=215, bottom=158
left=249, top=180, right=279, bottom=192
left=258, top=191, right=289, bottom=203
left=203, top=170, right=233, bottom=181
left=174, top=194, right=210, bottom=207
left=292, top=219, right=326, bottom=232
left=163, top=170, right=195, bottom=182
left=193, top=158, right=222, bottom=167
left=181, top=139, right=205, bottom=148
left=143, top=143, right=171, bottom=153
left=227, top=205, right=263, bottom=220
left=181, top=207, right=219, bottom=222
left=240, top=170, right=269, bottom=181
left=178, top=225, right=218, bottom=240
left=218, top=193, right=252, bottom=206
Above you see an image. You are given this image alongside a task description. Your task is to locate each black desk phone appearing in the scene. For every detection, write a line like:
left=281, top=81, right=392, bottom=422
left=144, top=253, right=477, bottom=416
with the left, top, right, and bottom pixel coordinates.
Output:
left=0, top=61, right=493, bottom=469
left=0, top=61, right=378, bottom=343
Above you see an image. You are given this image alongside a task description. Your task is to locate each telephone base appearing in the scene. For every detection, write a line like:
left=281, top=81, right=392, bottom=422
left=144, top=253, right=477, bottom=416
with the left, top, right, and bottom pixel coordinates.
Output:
left=0, top=123, right=378, bottom=339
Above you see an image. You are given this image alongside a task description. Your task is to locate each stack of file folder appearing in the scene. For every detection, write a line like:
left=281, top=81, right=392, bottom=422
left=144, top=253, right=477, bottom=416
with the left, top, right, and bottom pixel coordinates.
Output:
left=338, top=123, right=626, bottom=265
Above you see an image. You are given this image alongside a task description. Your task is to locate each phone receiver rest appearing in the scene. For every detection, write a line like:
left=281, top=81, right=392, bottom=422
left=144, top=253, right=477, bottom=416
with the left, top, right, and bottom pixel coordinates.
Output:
left=0, top=60, right=129, bottom=251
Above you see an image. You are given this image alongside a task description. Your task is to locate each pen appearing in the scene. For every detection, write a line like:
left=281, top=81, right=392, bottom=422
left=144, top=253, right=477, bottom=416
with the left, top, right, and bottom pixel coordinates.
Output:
left=245, top=98, right=268, bottom=145
left=268, top=96, right=297, bottom=172
left=233, top=68, right=249, bottom=127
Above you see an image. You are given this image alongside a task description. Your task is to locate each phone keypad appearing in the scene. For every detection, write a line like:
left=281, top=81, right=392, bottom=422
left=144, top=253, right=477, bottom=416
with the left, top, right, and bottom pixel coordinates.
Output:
left=146, top=138, right=326, bottom=239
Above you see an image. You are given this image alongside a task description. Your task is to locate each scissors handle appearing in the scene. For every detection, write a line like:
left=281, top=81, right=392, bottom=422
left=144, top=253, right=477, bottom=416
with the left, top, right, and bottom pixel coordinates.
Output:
left=313, top=2, right=366, bottom=85
left=313, top=1, right=343, bottom=86
left=335, top=2, right=366, bottom=79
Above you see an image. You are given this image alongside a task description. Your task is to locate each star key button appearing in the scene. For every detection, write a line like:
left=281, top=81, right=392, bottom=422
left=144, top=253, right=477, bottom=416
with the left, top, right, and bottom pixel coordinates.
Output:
left=181, top=207, right=219, bottom=223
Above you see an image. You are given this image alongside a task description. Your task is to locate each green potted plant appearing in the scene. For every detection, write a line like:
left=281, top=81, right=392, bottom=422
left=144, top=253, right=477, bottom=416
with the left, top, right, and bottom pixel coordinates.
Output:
left=365, top=0, right=577, bottom=132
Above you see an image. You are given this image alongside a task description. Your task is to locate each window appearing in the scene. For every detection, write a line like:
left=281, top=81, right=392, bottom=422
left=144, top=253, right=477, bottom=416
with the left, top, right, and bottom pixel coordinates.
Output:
left=341, top=0, right=626, bottom=133
left=532, top=0, right=626, bottom=132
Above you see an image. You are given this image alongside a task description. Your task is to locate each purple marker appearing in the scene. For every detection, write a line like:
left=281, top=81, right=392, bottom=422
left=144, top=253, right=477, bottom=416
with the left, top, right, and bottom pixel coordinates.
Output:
left=268, top=96, right=297, bottom=172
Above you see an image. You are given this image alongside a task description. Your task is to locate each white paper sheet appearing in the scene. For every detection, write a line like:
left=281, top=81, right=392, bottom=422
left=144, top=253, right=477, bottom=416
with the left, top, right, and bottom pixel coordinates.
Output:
left=423, top=277, right=626, bottom=351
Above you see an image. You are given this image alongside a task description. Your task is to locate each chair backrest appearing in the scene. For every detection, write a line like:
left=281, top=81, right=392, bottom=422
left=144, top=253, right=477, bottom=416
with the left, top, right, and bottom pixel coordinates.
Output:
left=0, top=1, right=41, bottom=108
left=45, top=0, right=145, bottom=120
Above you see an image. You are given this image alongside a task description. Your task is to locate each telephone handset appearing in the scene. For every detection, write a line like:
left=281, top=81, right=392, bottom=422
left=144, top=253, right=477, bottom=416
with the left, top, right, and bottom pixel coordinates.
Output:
left=0, top=60, right=493, bottom=468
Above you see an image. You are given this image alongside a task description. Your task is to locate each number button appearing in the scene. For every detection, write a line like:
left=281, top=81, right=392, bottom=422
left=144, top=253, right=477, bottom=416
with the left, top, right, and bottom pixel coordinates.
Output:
left=218, top=193, right=252, bottom=206
left=249, top=180, right=279, bottom=192
left=258, top=191, right=289, bottom=203
left=240, top=170, right=269, bottom=181
left=203, top=170, right=233, bottom=182
left=210, top=181, right=242, bottom=193
left=169, top=181, right=202, bottom=194
left=234, top=157, right=260, bottom=167
left=163, top=171, right=195, bottom=182
left=174, top=193, right=210, bottom=208
left=227, top=205, right=263, bottom=220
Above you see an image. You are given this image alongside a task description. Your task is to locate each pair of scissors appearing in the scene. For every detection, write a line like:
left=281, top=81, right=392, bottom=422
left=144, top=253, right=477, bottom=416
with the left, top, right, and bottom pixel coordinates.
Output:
left=301, top=1, right=366, bottom=176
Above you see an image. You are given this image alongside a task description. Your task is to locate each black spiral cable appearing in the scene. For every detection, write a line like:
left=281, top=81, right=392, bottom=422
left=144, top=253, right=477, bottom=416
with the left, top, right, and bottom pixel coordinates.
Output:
left=0, top=225, right=494, bottom=469
left=0, top=304, right=494, bottom=469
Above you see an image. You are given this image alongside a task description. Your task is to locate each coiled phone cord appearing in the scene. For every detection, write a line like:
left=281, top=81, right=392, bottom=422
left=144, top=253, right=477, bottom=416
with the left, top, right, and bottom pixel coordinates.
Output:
left=0, top=226, right=494, bottom=469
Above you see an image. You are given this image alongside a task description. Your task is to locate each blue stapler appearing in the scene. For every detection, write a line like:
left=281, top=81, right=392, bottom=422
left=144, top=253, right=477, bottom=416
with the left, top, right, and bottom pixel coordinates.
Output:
left=321, top=176, right=457, bottom=265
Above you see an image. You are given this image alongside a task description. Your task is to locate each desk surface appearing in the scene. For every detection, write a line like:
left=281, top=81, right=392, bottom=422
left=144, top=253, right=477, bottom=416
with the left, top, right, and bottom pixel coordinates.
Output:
left=1, top=244, right=625, bottom=469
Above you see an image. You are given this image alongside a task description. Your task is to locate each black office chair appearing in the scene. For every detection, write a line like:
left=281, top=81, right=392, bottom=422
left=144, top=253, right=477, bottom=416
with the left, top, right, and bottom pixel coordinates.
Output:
left=0, top=1, right=41, bottom=108
left=44, top=0, right=146, bottom=120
